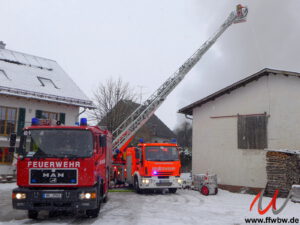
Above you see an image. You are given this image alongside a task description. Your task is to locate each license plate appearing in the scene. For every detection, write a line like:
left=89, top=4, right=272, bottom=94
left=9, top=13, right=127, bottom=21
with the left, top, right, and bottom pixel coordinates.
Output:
left=43, top=193, right=62, bottom=199
left=159, top=180, right=170, bottom=183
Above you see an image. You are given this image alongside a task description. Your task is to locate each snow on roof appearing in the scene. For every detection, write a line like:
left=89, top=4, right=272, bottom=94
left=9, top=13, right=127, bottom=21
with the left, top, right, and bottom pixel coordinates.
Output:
left=0, top=48, right=95, bottom=108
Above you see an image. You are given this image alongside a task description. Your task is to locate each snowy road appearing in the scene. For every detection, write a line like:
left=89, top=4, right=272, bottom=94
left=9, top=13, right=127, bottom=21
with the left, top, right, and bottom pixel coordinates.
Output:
left=0, top=183, right=299, bottom=225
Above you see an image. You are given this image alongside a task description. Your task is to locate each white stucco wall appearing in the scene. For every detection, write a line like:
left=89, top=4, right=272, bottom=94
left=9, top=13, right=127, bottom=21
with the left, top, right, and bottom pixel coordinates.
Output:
left=192, top=74, right=300, bottom=188
left=0, top=95, right=79, bottom=129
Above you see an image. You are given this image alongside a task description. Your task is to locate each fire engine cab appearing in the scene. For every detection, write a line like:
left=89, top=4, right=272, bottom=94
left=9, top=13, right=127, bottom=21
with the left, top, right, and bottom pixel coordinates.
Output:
left=125, top=141, right=182, bottom=193
left=11, top=118, right=112, bottom=219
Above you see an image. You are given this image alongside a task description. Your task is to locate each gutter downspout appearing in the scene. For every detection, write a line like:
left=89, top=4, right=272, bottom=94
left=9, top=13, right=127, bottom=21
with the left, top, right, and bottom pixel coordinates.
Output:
left=185, top=114, right=193, bottom=120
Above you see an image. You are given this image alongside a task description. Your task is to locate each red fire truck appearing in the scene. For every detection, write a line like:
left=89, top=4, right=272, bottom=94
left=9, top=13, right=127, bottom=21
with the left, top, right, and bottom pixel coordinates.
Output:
left=126, top=141, right=182, bottom=193
left=111, top=139, right=182, bottom=193
left=11, top=118, right=112, bottom=219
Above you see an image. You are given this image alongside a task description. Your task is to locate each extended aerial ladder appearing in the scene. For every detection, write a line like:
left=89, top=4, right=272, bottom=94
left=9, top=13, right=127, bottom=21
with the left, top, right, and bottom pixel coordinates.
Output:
left=112, top=4, right=248, bottom=151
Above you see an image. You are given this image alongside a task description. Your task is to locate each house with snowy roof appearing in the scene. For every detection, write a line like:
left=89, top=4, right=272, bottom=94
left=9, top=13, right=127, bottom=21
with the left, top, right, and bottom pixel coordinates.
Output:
left=99, top=100, right=176, bottom=145
left=0, top=41, right=94, bottom=178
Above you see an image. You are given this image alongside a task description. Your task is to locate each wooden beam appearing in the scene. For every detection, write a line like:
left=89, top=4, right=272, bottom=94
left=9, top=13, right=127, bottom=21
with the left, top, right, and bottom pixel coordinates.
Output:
left=210, top=113, right=269, bottom=119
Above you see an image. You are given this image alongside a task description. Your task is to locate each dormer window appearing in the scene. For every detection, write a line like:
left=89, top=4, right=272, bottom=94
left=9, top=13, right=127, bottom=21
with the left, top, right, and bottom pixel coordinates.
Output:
left=37, top=76, right=58, bottom=89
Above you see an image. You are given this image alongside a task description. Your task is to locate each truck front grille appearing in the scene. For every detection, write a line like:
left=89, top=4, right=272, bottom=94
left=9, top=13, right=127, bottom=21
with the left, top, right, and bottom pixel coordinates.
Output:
left=30, top=169, right=78, bottom=185
left=158, top=176, right=169, bottom=179
left=156, top=182, right=172, bottom=186
left=156, top=172, right=172, bottom=176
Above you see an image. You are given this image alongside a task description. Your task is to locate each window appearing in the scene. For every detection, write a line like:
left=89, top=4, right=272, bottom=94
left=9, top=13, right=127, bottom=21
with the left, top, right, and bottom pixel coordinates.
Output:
left=238, top=115, right=267, bottom=149
left=22, top=129, right=93, bottom=158
left=0, top=106, right=17, bottom=135
left=145, top=146, right=179, bottom=161
left=0, top=147, right=13, bottom=164
left=36, top=110, right=58, bottom=120
left=36, top=110, right=65, bottom=124
left=37, top=76, right=58, bottom=89
left=41, top=111, right=58, bottom=120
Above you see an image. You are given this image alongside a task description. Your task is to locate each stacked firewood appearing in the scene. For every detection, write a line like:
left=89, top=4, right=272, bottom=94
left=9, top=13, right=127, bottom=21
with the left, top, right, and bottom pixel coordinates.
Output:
left=265, top=151, right=300, bottom=197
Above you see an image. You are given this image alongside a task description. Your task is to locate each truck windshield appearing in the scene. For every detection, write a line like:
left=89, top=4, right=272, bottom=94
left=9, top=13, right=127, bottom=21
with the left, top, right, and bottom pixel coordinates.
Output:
left=145, top=146, right=179, bottom=161
left=21, top=129, right=93, bottom=158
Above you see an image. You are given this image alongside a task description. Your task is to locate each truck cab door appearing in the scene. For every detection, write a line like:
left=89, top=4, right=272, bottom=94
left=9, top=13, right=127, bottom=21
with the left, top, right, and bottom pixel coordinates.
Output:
left=126, top=154, right=133, bottom=184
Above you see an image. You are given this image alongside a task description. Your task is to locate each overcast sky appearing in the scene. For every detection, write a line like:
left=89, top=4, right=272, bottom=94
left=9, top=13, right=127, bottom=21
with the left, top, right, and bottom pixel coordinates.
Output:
left=1, top=0, right=300, bottom=130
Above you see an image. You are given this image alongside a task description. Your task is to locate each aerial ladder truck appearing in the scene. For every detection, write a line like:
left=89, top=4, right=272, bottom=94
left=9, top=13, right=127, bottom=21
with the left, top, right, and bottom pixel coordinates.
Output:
left=111, top=5, right=248, bottom=192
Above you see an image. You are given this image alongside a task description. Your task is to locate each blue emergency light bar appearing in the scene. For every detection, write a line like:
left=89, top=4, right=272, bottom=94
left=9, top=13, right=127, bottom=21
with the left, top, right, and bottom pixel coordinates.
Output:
left=171, top=138, right=177, bottom=143
left=80, top=118, right=87, bottom=126
left=31, top=118, right=40, bottom=125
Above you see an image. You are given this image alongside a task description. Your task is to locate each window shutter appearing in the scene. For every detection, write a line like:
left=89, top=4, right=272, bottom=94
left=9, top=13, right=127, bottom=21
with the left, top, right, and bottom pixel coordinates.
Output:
left=59, top=113, right=66, bottom=124
left=238, top=115, right=267, bottom=149
left=35, top=110, right=42, bottom=119
left=17, top=108, right=26, bottom=136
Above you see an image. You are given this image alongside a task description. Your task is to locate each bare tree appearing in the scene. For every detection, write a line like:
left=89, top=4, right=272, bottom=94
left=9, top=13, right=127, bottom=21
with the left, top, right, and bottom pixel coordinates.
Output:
left=89, top=78, right=137, bottom=133
left=174, top=121, right=192, bottom=148
left=174, top=121, right=192, bottom=172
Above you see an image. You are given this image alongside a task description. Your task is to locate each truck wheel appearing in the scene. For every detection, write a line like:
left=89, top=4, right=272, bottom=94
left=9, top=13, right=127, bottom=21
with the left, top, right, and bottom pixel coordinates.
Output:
left=134, top=177, right=141, bottom=194
left=86, top=206, right=100, bottom=218
left=102, top=184, right=108, bottom=203
left=86, top=208, right=99, bottom=218
left=86, top=183, right=102, bottom=218
left=168, top=188, right=177, bottom=193
left=215, top=187, right=218, bottom=195
left=28, top=210, right=38, bottom=219
left=86, top=200, right=101, bottom=218
left=200, top=186, right=209, bottom=196
left=103, top=195, right=108, bottom=203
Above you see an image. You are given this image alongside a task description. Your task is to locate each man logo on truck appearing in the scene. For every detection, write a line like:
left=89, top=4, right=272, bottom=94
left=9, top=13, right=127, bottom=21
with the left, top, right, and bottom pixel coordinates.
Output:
left=49, top=178, right=57, bottom=183
left=42, top=172, right=64, bottom=178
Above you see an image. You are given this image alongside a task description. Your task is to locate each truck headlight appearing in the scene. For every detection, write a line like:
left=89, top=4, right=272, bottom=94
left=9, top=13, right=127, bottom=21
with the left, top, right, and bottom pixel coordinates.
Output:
left=177, top=178, right=183, bottom=184
left=85, top=193, right=91, bottom=199
left=79, top=192, right=96, bottom=200
left=142, top=179, right=150, bottom=184
left=13, top=193, right=26, bottom=200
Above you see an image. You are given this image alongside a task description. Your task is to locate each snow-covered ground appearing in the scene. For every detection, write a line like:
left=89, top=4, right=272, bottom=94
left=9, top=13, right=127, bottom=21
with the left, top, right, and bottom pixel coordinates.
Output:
left=0, top=183, right=299, bottom=225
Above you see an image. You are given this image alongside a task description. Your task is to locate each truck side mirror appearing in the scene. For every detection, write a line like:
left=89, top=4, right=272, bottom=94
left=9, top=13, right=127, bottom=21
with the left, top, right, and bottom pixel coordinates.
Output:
left=17, top=135, right=26, bottom=155
left=99, top=135, right=107, bottom=148
left=135, top=149, right=140, bottom=160
left=9, top=133, right=17, bottom=147
left=135, top=148, right=142, bottom=163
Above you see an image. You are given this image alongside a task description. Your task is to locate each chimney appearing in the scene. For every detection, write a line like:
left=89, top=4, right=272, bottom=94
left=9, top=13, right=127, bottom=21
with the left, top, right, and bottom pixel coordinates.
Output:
left=0, top=41, right=6, bottom=49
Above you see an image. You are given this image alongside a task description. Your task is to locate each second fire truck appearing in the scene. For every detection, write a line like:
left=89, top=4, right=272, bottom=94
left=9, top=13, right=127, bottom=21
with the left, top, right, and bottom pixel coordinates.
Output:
left=126, top=141, right=182, bottom=193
